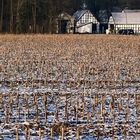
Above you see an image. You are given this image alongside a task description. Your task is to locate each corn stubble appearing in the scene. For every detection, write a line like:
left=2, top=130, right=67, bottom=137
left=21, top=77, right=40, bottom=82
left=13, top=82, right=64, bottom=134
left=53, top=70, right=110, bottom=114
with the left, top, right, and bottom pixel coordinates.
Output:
left=0, top=34, right=140, bottom=139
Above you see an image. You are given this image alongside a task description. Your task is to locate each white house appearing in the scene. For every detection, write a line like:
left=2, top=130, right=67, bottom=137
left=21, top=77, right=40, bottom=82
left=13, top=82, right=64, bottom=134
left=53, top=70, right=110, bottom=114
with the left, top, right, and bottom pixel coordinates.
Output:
left=73, top=3, right=99, bottom=34
left=109, top=10, right=140, bottom=34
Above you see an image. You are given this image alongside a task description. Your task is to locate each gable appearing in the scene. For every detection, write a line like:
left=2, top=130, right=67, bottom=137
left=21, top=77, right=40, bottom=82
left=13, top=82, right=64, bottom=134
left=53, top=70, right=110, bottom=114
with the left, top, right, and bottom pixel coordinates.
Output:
left=76, top=11, right=98, bottom=26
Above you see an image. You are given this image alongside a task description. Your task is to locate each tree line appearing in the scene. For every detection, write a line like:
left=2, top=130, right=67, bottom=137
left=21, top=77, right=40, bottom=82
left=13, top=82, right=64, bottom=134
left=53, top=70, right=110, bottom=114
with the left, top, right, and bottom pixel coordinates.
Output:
left=0, top=0, right=140, bottom=34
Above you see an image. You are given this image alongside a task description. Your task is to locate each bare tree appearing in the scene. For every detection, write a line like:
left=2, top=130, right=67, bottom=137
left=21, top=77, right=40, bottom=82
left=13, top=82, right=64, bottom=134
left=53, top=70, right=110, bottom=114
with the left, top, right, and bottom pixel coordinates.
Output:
left=10, top=0, right=13, bottom=33
left=0, top=0, right=4, bottom=32
left=32, top=0, right=37, bottom=33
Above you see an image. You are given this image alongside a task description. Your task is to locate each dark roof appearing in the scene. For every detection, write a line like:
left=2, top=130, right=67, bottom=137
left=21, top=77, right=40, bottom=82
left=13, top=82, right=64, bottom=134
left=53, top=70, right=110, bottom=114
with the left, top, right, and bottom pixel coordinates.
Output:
left=73, top=10, right=88, bottom=21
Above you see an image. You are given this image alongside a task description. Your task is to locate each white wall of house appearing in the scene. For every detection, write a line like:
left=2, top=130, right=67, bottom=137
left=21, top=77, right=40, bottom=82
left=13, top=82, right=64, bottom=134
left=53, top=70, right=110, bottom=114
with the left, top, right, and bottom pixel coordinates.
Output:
left=76, top=23, right=92, bottom=33
left=115, top=24, right=140, bottom=33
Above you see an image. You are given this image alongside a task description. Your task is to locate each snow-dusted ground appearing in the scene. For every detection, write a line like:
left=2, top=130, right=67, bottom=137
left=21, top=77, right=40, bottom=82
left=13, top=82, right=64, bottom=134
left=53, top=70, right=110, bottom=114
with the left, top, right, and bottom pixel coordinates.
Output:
left=0, top=62, right=140, bottom=139
left=0, top=34, right=140, bottom=139
left=0, top=80, right=140, bottom=140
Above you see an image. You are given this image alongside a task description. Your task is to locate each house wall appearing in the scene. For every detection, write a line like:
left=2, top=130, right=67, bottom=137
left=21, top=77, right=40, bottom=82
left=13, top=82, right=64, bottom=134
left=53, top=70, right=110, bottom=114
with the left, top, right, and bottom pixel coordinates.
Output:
left=114, top=24, right=140, bottom=34
left=76, top=23, right=92, bottom=33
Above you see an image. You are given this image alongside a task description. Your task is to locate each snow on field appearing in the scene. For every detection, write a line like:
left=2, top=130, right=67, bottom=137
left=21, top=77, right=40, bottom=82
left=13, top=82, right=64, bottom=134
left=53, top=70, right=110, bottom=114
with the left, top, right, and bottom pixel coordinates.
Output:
left=0, top=35, right=140, bottom=139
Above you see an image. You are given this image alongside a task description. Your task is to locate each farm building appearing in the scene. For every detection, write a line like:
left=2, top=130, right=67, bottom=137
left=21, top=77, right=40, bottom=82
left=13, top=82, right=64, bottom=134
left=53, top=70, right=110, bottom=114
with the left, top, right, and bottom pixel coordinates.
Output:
left=56, top=12, right=74, bottom=34
left=109, top=10, right=140, bottom=34
left=73, top=3, right=99, bottom=34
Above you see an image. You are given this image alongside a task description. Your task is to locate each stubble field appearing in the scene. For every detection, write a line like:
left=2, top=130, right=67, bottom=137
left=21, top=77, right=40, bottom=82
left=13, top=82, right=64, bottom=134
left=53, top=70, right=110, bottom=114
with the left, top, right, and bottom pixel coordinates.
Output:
left=0, top=34, right=140, bottom=140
